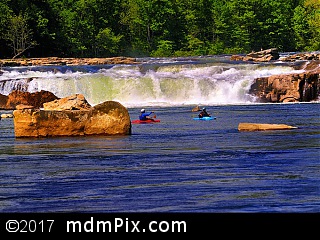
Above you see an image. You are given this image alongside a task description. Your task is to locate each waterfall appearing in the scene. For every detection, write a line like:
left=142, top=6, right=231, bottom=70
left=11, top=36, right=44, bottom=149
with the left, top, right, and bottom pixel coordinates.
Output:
left=0, top=57, right=305, bottom=107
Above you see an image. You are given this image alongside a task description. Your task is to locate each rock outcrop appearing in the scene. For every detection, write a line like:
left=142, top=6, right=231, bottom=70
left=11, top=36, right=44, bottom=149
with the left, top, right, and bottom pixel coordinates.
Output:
left=238, top=123, right=297, bottom=131
left=0, top=93, right=8, bottom=109
left=230, top=49, right=320, bottom=102
left=13, top=98, right=131, bottom=137
left=231, top=49, right=320, bottom=63
left=249, top=65, right=320, bottom=103
left=0, top=90, right=59, bottom=110
left=231, top=48, right=280, bottom=62
left=279, top=52, right=320, bottom=62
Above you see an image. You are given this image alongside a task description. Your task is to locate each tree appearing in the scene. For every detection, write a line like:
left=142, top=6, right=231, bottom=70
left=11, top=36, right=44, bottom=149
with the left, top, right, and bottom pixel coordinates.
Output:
left=304, top=0, right=320, bottom=50
left=95, top=28, right=123, bottom=57
left=293, top=5, right=310, bottom=50
left=5, top=12, right=37, bottom=59
left=0, top=0, right=12, bottom=58
left=0, top=0, right=318, bottom=58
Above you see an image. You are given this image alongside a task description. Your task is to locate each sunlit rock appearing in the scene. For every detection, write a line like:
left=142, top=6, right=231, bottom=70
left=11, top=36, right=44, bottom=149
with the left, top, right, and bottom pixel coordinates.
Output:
left=191, top=105, right=201, bottom=112
left=43, top=94, right=91, bottom=111
left=238, top=123, right=298, bottom=131
left=13, top=99, right=131, bottom=137
left=249, top=68, right=319, bottom=102
left=0, top=113, right=13, bottom=118
left=0, top=57, right=139, bottom=67
left=231, top=48, right=280, bottom=62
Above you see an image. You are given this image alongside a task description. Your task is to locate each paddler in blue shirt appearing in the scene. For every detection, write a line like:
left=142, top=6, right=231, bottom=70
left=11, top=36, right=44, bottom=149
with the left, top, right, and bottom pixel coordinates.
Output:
left=139, top=109, right=155, bottom=121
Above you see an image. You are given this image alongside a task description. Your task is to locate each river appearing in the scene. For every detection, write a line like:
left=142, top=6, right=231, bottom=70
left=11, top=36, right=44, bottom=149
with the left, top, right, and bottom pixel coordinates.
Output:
left=0, top=55, right=319, bottom=213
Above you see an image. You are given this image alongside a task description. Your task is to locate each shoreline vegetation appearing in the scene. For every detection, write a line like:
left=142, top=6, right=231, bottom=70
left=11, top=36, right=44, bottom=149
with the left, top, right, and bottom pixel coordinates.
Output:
left=0, top=0, right=319, bottom=60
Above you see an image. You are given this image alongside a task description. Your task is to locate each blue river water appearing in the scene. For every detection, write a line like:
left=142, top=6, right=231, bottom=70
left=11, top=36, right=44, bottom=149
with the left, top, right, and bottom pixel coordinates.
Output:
left=0, top=103, right=319, bottom=213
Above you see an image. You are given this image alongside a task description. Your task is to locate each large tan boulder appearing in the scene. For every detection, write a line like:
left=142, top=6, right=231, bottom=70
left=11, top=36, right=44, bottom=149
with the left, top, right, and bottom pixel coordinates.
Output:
left=43, top=93, right=91, bottom=110
left=238, top=123, right=297, bottom=131
left=84, top=101, right=132, bottom=135
left=13, top=100, right=131, bottom=137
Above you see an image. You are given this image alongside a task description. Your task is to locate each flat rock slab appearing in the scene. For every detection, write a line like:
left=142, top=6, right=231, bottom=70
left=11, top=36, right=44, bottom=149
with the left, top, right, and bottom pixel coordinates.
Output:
left=0, top=57, right=139, bottom=66
left=238, top=122, right=298, bottom=131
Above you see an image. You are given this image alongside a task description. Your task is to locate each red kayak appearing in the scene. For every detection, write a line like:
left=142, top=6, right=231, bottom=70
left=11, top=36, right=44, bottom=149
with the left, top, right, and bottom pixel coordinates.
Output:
left=131, top=119, right=161, bottom=124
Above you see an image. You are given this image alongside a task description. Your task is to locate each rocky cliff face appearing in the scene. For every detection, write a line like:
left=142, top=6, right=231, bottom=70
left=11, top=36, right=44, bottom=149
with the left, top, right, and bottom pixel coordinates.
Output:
left=231, top=49, right=319, bottom=103
left=249, top=62, right=320, bottom=103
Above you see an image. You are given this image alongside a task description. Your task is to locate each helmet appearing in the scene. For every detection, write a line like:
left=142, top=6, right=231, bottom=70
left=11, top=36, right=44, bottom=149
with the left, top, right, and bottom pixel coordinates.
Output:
left=202, top=107, right=206, bottom=110
left=141, top=109, right=145, bottom=113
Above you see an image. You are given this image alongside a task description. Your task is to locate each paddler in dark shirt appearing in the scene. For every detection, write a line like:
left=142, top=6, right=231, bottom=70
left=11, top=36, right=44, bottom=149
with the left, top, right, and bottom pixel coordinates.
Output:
left=198, top=107, right=211, bottom=118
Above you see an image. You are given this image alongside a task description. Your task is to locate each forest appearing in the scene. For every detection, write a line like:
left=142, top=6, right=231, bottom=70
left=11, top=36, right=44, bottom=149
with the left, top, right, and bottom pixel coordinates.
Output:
left=0, top=0, right=319, bottom=59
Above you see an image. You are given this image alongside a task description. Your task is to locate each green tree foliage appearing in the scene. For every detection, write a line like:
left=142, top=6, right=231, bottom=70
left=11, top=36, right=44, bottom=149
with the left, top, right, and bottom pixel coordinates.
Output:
left=4, top=12, right=38, bottom=59
left=0, top=0, right=318, bottom=58
left=0, top=0, right=13, bottom=57
left=293, top=0, right=320, bottom=51
left=96, top=28, right=123, bottom=56
left=0, top=0, right=11, bottom=31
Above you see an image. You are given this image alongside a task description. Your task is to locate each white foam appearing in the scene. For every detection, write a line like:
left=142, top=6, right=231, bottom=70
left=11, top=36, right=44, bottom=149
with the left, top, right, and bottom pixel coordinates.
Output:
left=0, top=61, right=306, bottom=107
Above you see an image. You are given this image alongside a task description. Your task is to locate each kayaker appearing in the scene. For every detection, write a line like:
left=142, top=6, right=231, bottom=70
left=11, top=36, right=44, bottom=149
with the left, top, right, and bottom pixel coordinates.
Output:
left=198, top=107, right=211, bottom=118
left=139, top=109, right=155, bottom=121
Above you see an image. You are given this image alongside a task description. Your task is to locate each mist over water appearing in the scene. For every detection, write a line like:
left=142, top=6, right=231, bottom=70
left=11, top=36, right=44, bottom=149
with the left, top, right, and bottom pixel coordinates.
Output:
left=0, top=56, right=307, bottom=107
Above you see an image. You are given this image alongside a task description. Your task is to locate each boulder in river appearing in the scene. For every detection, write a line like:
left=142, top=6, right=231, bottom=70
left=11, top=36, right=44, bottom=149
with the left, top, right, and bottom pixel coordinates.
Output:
left=13, top=97, right=131, bottom=137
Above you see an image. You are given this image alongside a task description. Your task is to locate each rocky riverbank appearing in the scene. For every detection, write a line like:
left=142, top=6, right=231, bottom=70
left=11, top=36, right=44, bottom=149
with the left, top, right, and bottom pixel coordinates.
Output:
left=0, top=56, right=139, bottom=67
left=231, top=48, right=320, bottom=62
left=249, top=60, right=320, bottom=103
left=231, top=49, right=320, bottom=103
